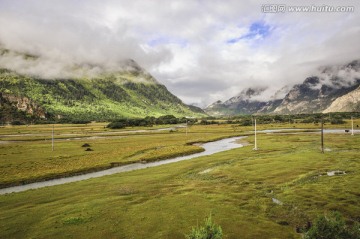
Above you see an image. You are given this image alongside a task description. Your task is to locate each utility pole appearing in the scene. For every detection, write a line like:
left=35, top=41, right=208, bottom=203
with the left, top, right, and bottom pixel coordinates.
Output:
left=351, top=116, right=354, bottom=136
left=52, top=124, right=54, bottom=152
left=253, top=118, right=258, bottom=150
left=321, top=118, right=324, bottom=153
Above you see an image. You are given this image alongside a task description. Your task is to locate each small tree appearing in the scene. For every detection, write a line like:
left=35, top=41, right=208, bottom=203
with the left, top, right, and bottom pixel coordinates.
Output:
left=240, top=119, right=252, bottom=126
left=186, top=215, right=223, bottom=239
left=305, top=212, right=360, bottom=239
left=330, top=117, right=345, bottom=125
left=11, top=120, right=24, bottom=125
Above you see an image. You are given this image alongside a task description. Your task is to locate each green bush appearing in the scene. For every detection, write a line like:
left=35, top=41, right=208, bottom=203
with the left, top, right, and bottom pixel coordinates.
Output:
left=305, top=212, right=360, bottom=239
left=186, top=215, right=223, bottom=239
left=156, top=114, right=178, bottom=124
left=107, top=121, right=126, bottom=129
left=240, top=119, right=252, bottom=126
left=11, top=120, right=25, bottom=125
left=62, top=216, right=85, bottom=225
left=330, top=118, right=345, bottom=124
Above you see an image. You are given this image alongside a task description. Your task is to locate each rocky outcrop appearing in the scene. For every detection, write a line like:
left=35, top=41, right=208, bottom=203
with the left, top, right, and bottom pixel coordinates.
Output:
left=257, top=99, right=283, bottom=113
left=0, top=93, right=47, bottom=118
left=323, top=86, right=360, bottom=113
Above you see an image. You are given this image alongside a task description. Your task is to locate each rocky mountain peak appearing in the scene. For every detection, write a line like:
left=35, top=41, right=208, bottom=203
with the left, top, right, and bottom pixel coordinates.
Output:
left=205, top=59, right=360, bottom=116
left=225, top=87, right=267, bottom=105
left=240, top=87, right=267, bottom=99
left=303, top=76, right=320, bottom=86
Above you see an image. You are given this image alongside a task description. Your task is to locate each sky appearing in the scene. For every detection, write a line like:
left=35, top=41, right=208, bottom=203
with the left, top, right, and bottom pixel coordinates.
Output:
left=0, top=0, right=359, bottom=107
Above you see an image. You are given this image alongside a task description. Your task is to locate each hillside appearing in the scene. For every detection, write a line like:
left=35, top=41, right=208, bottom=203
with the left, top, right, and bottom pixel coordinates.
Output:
left=273, top=76, right=360, bottom=114
left=205, top=60, right=360, bottom=116
left=0, top=62, right=206, bottom=123
left=205, top=88, right=282, bottom=116
left=323, top=85, right=360, bottom=113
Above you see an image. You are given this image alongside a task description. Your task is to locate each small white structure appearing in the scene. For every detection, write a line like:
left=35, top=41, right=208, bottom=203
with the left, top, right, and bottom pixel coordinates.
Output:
left=253, top=118, right=258, bottom=150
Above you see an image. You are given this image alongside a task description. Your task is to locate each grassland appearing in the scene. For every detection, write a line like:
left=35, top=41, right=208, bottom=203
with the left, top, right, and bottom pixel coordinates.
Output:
left=0, top=121, right=359, bottom=238
left=0, top=123, right=248, bottom=187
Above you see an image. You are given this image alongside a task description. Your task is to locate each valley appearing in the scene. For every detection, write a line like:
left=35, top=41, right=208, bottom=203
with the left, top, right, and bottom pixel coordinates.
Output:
left=0, top=120, right=359, bottom=238
left=1, top=2, right=359, bottom=238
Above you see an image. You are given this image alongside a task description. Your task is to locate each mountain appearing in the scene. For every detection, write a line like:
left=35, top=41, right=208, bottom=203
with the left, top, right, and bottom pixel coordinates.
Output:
left=205, top=60, right=360, bottom=116
left=273, top=77, right=360, bottom=114
left=0, top=51, right=206, bottom=123
left=323, top=85, right=360, bottom=113
left=274, top=60, right=360, bottom=114
left=204, top=87, right=283, bottom=116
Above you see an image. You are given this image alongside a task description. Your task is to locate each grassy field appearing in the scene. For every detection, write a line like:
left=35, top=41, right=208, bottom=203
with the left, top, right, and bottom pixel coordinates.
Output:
left=0, top=121, right=357, bottom=187
left=0, top=121, right=359, bottom=238
left=0, top=123, right=250, bottom=187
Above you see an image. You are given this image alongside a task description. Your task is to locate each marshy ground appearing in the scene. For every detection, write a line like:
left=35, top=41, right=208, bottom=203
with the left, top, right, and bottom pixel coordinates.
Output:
left=0, top=121, right=359, bottom=238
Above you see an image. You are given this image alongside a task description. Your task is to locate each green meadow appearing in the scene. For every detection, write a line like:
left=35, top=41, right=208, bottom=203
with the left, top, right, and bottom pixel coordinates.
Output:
left=0, top=121, right=359, bottom=238
left=0, top=123, right=246, bottom=187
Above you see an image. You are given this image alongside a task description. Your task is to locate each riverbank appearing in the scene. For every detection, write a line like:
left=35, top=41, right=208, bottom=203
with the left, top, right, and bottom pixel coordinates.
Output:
left=0, top=136, right=246, bottom=194
left=0, top=124, right=246, bottom=188
left=1, top=131, right=358, bottom=238
left=1, top=123, right=358, bottom=189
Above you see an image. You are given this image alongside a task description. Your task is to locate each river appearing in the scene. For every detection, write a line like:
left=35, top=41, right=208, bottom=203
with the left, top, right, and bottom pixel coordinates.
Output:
left=0, top=136, right=246, bottom=195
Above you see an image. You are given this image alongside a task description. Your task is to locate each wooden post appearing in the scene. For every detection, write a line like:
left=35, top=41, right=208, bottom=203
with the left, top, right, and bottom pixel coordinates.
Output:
left=321, top=118, right=324, bottom=153
left=253, top=118, right=258, bottom=150
left=52, top=124, right=54, bottom=152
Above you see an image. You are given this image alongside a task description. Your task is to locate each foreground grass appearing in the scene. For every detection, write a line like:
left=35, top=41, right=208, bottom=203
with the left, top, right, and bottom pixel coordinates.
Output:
left=0, top=131, right=359, bottom=238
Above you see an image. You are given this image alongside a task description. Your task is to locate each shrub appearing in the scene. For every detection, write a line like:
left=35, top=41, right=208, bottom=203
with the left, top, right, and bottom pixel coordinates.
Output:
left=185, top=215, right=223, bottom=239
left=11, top=120, right=25, bottom=125
left=107, top=121, right=126, bottom=129
left=63, top=216, right=85, bottom=225
left=301, top=118, right=314, bottom=124
left=305, top=212, right=360, bottom=239
left=240, top=119, right=252, bottom=126
left=156, top=115, right=178, bottom=124
left=70, top=120, right=91, bottom=124
left=330, top=118, right=345, bottom=124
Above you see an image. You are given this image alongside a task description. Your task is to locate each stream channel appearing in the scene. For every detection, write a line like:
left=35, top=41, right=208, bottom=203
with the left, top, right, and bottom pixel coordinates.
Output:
left=0, top=136, right=246, bottom=195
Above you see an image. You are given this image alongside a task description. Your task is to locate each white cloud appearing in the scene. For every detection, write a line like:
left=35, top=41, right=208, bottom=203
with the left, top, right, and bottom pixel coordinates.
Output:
left=0, top=0, right=359, bottom=107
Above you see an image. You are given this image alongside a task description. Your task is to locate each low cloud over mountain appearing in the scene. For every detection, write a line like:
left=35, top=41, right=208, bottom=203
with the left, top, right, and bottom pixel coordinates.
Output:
left=1, top=0, right=360, bottom=107
left=205, top=60, right=360, bottom=115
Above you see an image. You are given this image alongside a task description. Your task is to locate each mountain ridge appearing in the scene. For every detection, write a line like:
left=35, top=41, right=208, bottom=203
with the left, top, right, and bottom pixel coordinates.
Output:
left=205, top=60, right=360, bottom=116
left=0, top=54, right=206, bottom=123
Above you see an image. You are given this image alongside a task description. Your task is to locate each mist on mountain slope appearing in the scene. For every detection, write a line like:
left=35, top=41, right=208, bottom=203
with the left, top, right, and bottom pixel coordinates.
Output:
left=1, top=0, right=360, bottom=107
left=221, top=60, right=360, bottom=105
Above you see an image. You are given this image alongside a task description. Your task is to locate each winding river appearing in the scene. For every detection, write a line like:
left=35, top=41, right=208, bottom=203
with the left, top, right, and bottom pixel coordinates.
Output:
left=0, top=136, right=246, bottom=195
left=1, top=127, right=357, bottom=195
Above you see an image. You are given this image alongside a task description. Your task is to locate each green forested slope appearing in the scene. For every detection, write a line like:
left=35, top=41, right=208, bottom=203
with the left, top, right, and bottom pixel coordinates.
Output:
left=0, top=68, right=206, bottom=122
